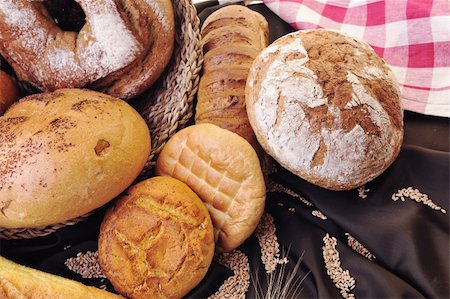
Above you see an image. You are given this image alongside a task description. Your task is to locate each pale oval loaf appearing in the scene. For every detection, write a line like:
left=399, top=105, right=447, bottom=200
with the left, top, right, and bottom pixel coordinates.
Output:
left=155, top=123, right=266, bottom=252
left=246, top=29, right=403, bottom=190
left=0, top=88, right=151, bottom=228
left=99, top=176, right=214, bottom=299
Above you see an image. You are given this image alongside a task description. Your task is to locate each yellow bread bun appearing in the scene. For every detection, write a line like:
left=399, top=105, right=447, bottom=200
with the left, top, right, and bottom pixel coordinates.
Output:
left=0, top=70, right=20, bottom=115
left=0, top=256, right=122, bottom=298
left=0, top=88, right=150, bottom=228
left=155, top=123, right=266, bottom=252
left=98, top=176, right=214, bottom=299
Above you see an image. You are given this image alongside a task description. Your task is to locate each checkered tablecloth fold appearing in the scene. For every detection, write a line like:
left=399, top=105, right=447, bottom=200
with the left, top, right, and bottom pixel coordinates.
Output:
left=263, top=0, right=450, bottom=117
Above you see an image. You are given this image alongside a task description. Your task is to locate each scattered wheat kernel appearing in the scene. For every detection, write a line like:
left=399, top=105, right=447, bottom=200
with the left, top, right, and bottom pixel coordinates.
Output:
left=345, top=233, right=375, bottom=261
left=312, top=210, right=327, bottom=220
left=392, top=187, right=446, bottom=214
left=64, top=251, right=106, bottom=279
left=209, top=250, right=250, bottom=299
left=255, top=212, right=287, bottom=274
left=323, top=233, right=356, bottom=299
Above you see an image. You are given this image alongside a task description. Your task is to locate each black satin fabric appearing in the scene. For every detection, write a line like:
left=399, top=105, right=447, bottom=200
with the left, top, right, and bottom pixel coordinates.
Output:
left=1, top=3, right=449, bottom=299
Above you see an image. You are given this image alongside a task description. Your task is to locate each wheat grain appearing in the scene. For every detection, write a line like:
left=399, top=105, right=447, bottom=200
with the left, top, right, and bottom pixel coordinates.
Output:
left=322, top=234, right=356, bottom=299
left=65, top=250, right=106, bottom=279
left=392, top=187, right=446, bottom=214
left=345, top=233, right=375, bottom=261
left=208, top=250, right=250, bottom=299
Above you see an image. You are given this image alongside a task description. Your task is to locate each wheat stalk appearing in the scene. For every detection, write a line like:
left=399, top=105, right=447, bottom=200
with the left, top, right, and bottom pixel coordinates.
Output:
left=252, top=250, right=309, bottom=299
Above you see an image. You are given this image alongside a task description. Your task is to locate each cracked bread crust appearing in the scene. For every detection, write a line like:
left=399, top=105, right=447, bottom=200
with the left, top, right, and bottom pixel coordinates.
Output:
left=98, top=176, right=214, bottom=299
left=246, top=29, right=403, bottom=190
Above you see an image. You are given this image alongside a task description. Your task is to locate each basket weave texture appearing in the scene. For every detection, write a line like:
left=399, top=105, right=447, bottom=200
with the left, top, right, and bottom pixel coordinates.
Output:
left=0, top=0, right=203, bottom=239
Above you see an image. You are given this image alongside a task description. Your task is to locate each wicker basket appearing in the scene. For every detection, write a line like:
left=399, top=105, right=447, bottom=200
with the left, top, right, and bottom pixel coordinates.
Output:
left=0, top=0, right=203, bottom=239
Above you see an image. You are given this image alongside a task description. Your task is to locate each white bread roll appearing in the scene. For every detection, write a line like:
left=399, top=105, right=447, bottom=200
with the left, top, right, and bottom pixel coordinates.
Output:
left=155, top=124, right=266, bottom=252
left=0, top=88, right=151, bottom=228
left=246, top=29, right=403, bottom=190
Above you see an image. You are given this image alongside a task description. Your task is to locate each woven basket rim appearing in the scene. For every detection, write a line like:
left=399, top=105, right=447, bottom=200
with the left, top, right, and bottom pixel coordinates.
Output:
left=0, top=0, right=203, bottom=240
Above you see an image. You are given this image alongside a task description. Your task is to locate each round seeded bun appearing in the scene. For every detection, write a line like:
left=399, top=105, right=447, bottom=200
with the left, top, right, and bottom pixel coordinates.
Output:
left=0, top=88, right=151, bottom=228
left=98, top=176, right=215, bottom=299
left=155, top=123, right=266, bottom=252
left=246, top=29, right=403, bottom=190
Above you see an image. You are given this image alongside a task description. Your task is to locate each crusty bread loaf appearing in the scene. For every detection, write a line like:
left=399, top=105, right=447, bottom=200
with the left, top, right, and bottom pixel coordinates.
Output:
left=155, top=123, right=266, bottom=252
left=0, top=256, right=123, bottom=298
left=196, top=5, right=269, bottom=152
left=246, top=29, right=403, bottom=190
left=0, top=70, right=20, bottom=115
left=0, top=0, right=174, bottom=100
left=99, top=176, right=214, bottom=299
left=0, top=88, right=151, bottom=228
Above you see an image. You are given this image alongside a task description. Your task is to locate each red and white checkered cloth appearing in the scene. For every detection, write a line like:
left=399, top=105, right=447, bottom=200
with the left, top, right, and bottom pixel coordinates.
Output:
left=262, top=0, right=450, bottom=117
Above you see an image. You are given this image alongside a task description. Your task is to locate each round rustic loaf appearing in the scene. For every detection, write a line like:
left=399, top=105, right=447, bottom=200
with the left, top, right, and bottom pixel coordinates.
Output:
left=246, top=29, right=403, bottom=190
left=99, top=176, right=214, bottom=299
left=0, top=88, right=150, bottom=228
left=155, top=123, right=266, bottom=252
left=0, top=70, right=20, bottom=115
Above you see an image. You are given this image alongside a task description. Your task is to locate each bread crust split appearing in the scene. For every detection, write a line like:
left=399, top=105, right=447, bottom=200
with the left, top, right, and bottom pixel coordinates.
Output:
left=99, top=176, right=215, bottom=299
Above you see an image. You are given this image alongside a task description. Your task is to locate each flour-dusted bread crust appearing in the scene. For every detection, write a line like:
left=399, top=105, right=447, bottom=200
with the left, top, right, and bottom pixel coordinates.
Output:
left=99, top=176, right=214, bottom=299
left=0, top=0, right=174, bottom=100
left=0, top=89, right=150, bottom=228
left=155, top=124, right=266, bottom=252
left=246, top=29, right=403, bottom=190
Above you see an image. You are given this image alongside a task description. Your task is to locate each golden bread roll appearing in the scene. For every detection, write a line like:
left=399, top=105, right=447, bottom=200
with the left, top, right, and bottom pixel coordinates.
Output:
left=0, top=89, right=150, bottom=228
left=99, top=176, right=214, bottom=299
left=246, top=29, right=403, bottom=190
left=155, top=123, right=266, bottom=252
left=0, top=0, right=174, bottom=100
left=196, top=5, right=269, bottom=153
left=0, top=70, right=20, bottom=115
left=0, top=256, right=122, bottom=299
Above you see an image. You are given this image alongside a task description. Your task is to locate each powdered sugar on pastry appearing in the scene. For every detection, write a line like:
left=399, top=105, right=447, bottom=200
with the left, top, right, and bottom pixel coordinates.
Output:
left=246, top=30, right=403, bottom=190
